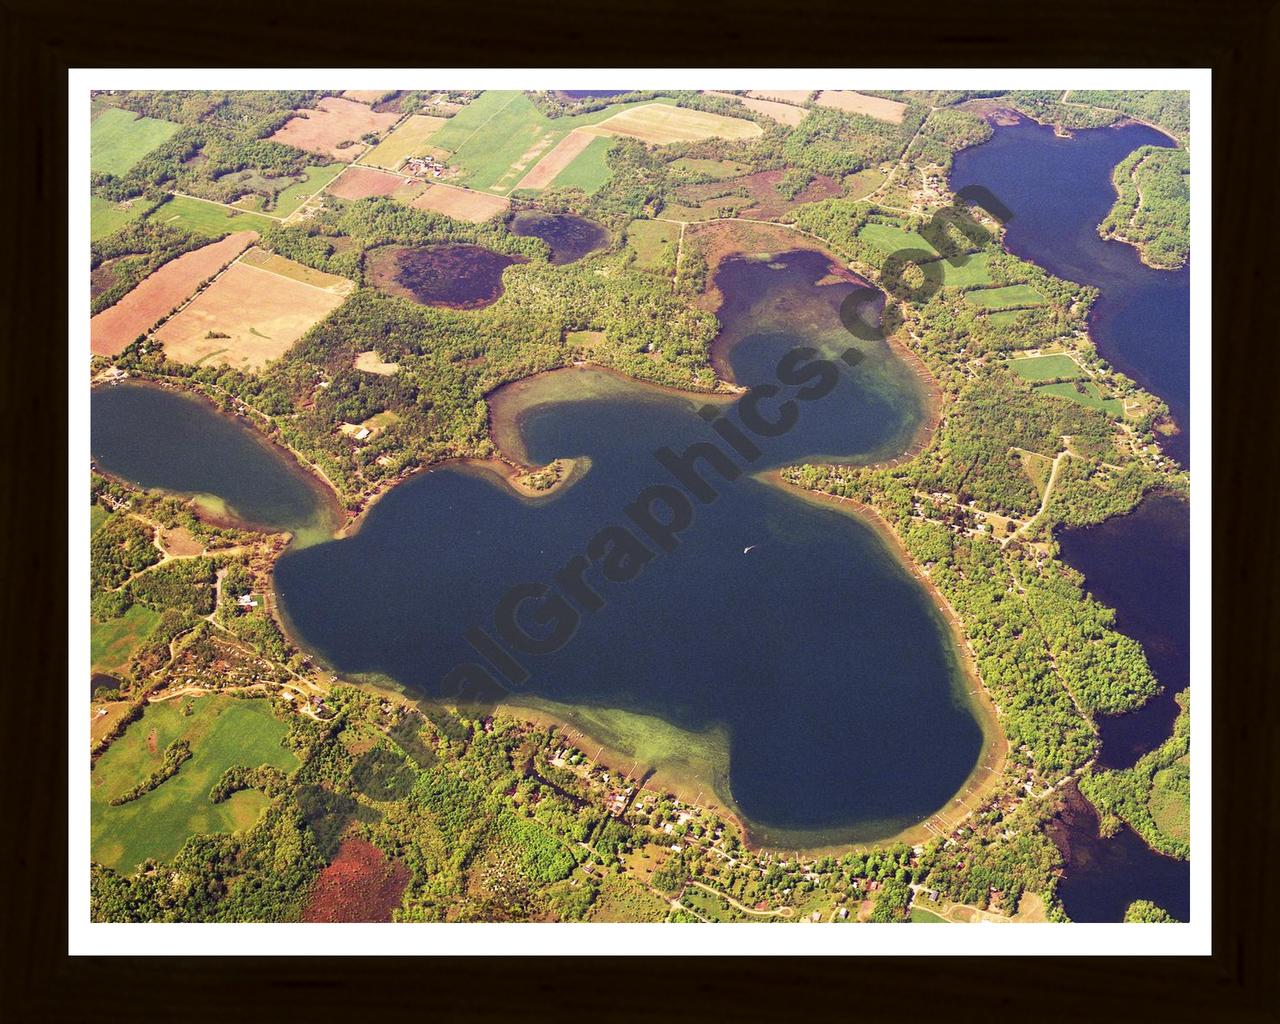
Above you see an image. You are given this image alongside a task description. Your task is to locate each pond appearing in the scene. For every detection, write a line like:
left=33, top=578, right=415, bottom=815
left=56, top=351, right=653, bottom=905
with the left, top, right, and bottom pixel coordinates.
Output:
left=273, top=249, right=995, bottom=848
left=365, top=243, right=523, bottom=309
left=508, top=210, right=609, bottom=265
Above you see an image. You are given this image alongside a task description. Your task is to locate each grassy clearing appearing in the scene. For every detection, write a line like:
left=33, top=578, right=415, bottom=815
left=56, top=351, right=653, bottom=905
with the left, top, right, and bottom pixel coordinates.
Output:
left=668, top=157, right=753, bottom=180
left=91, top=196, right=149, bottom=241
left=624, top=220, right=681, bottom=269
left=1018, top=449, right=1054, bottom=497
left=936, top=251, right=992, bottom=287
left=1149, top=760, right=1190, bottom=845
left=91, top=696, right=297, bottom=873
left=91, top=104, right=180, bottom=177
left=1006, top=353, right=1081, bottom=382
left=90, top=503, right=109, bottom=536
left=1035, top=381, right=1123, bottom=417
left=963, top=284, right=1047, bottom=309
left=857, top=220, right=935, bottom=254
left=147, top=195, right=277, bottom=237
left=909, top=906, right=948, bottom=923
left=843, top=167, right=887, bottom=200
left=549, top=135, right=615, bottom=193
left=985, top=308, right=1029, bottom=327
left=91, top=604, right=162, bottom=675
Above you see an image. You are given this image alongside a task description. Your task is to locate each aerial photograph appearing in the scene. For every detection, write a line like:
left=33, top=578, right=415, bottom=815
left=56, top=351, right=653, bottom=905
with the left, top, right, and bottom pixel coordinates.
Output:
left=84, top=83, right=1195, bottom=931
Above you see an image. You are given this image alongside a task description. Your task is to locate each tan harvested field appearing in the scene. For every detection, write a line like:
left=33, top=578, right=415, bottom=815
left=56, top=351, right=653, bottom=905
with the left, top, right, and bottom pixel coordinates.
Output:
left=515, top=129, right=598, bottom=190
left=90, top=232, right=257, bottom=356
left=815, top=90, right=907, bottom=123
left=354, top=350, right=400, bottom=375
left=747, top=90, right=814, bottom=105
left=703, top=91, right=807, bottom=126
left=155, top=256, right=353, bottom=371
left=327, top=165, right=413, bottom=200
left=410, top=184, right=509, bottom=222
left=360, top=114, right=448, bottom=170
left=270, top=97, right=400, bottom=162
left=584, top=103, right=763, bottom=144
left=341, top=90, right=390, bottom=104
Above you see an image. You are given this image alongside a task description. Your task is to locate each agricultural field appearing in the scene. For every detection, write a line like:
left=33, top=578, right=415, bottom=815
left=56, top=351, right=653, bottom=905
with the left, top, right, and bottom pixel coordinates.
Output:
left=90, top=196, right=149, bottom=241
left=91, top=604, right=162, bottom=675
left=354, top=350, right=400, bottom=375
left=359, top=114, right=448, bottom=171
left=90, top=103, right=180, bottom=176
left=90, top=231, right=258, bottom=356
left=155, top=249, right=354, bottom=370
left=410, top=184, right=509, bottom=222
left=1006, top=352, right=1082, bottom=382
left=624, top=219, right=681, bottom=269
left=746, top=89, right=814, bottom=106
left=341, top=90, right=392, bottom=105
left=515, top=129, right=599, bottom=190
left=815, top=90, right=908, bottom=124
left=585, top=103, right=763, bottom=145
left=431, top=92, right=757, bottom=196
left=984, top=308, right=1030, bottom=328
left=91, top=696, right=297, bottom=873
left=326, top=165, right=420, bottom=201
left=963, top=283, right=1047, bottom=309
left=146, top=195, right=277, bottom=237
left=1035, top=381, right=1124, bottom=417
left=842, top=166, right=888, bottom=199
left=703, top=91, right=807, bottom=126
left=270, top=96, right=400, bottom=162
left=546, top=135, right=615, bottom=193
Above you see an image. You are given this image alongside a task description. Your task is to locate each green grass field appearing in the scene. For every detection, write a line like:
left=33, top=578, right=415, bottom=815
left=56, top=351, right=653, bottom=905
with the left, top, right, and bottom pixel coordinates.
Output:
left=936, top=251, right=993, bottom=287
left=549, top=135, right=615, bottom=193
left=91, top=105, right=181, bottom=177
left=668, top=157, right=753, bottom=180
left=1149, top=760, right=1190, bottom=845
left=91, top=604, right=162, bottom=675
left=1006, top=353, right=1082, bottom=382
left=843, top=167, right=888, bottom=200
left=91, top=696, right=297, bottom=873
left=857, top=220, right=935, bottom=254
left=1035, top=381, right=1123, bottom=417
left=909, top=906, right=948, bottom=923
left=91, top=196, right=149, bottom=241
left=624, top=219, right=681, bottom=269
left=147, top=195, right=277, bottom=237
left=985, top=308, right=1029, bottom=327
left=90, top=503, right=109, bottom=536
left=963, top=284, right=1047, bottom=309
left=430, top=92, right=673, bottom=196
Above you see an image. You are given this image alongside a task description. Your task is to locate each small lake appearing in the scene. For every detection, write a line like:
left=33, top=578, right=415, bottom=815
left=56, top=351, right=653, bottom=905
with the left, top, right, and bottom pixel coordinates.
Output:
left=275, top=249, right=993, bottom=847
left=366, top=243, right=522, bottom=309
left=1049, top=781, right=1190, bottom=922
left=1058, top=493, right=1190, bottom=769
left=508, top=211, right=609, bottom=265
left=91, top=382, right=339, bottom=543
left=950, top=113, right=1190, bottom=466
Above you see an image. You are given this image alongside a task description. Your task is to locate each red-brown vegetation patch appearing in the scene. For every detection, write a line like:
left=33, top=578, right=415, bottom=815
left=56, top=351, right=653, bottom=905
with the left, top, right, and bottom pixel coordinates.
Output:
left=672, top=170, right=843, bottom=222
left=302, top=838, right=410, bottom=923
left=270, top=97, right=399, bottom=163
left=90, top=232, right=257, bottom=356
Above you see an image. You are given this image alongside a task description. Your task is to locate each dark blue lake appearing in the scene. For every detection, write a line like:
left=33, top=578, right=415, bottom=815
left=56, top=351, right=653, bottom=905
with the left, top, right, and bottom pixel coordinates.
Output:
left=1058, top=493, right=1190, bottom=769
left=273, top=250, right=996, bottom=847
left=951, top=113, right=1190, bottom=466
